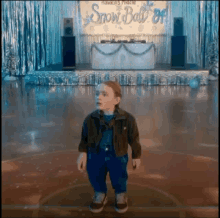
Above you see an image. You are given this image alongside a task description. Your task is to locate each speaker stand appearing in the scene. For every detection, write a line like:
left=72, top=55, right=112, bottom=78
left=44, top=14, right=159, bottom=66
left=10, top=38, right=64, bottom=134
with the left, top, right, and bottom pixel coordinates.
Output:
left=171, top=66, right=186, bottom=70
left=62, top=66, right=76, bottom=71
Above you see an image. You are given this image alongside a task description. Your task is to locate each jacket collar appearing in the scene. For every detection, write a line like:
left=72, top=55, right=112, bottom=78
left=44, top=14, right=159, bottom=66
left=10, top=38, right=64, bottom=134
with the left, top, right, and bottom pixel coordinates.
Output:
left=91, top=106, right=126, bottom=120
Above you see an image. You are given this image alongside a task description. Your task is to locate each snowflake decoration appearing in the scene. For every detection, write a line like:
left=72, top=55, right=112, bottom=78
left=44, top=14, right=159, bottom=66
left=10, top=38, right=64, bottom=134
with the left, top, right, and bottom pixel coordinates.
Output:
left=138, top=24, right=144, bottom=32
left=103, top=24, right=109, bottom=33
left=140, top=1, right=154, bottom=12
left=152, top=26, right=157, bottom=31
left=116, top=5, right=122, bottom=11
left=83, top=14, right=94, bottom=27
left=115, top=24, right=122, bottom=30
left=118, top=26, right=123, bottom=30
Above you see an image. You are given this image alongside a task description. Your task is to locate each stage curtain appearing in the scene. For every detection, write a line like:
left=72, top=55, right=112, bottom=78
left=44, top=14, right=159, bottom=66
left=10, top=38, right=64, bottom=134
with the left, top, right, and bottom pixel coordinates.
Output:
left=171, top=1, right=219, bottom=69
left=2, top=1, right=48, bottom=76
left=198, top=1, right=219, bottom=69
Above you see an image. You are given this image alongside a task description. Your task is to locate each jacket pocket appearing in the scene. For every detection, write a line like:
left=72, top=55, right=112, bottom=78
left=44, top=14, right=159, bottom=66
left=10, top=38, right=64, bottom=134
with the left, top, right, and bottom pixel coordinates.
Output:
left=115, top=122, right=128, bottom=153
left=120, top=123, right=128, bottom=149
left=121, top=126, right=128, bottom=142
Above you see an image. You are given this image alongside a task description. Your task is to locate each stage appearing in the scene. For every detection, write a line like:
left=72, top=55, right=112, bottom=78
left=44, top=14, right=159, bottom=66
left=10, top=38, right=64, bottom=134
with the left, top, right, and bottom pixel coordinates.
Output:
left=30, top=62, right=202, bottom=71
left=25, top=63, right=209, bottom=86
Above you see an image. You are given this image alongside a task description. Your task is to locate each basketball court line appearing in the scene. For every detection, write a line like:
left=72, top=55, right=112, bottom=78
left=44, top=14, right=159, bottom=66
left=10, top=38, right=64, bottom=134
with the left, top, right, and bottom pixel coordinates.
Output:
left=2, top=147, right=218, bottom=218
left=30, top=182, right=186, bottom=218
left=2, top=146, right=218, bottom=163
left=198, top=143, right=218, bottom=148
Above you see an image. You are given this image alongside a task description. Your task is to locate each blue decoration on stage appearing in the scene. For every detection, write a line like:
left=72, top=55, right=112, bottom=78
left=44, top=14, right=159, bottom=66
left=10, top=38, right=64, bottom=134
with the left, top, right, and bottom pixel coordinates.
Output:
left=89, top=74, right=96, bottom=85
left=104, top=72, right=110, bottom=81
left=137, top=74, right=143, bottom=86
left=150, top=74, right=159, bottom=86
left=189, top=78, right=199, bottom=89
left=194, top=75, right=202, bottom=86
left=24, top=70, right=209, bottom=87
left=119, top=74, right=128, bottom=86
left=176, top=76, right=181, bottom=85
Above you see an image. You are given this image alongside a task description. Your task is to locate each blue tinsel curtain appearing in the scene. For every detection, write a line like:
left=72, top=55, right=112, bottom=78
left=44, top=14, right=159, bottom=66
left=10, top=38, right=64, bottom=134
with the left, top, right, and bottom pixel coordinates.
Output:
left=1, top=1, right=84, bottom=76
left=198, top=1, right=219, bottom=68
left=171, top=1, right=219, bottom=69
left=2, top=1, right=48, bottom=76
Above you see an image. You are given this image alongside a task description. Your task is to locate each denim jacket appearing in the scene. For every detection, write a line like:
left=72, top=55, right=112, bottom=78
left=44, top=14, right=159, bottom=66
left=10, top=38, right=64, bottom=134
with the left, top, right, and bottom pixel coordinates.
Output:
left=78, top=106, right=142, bottom=159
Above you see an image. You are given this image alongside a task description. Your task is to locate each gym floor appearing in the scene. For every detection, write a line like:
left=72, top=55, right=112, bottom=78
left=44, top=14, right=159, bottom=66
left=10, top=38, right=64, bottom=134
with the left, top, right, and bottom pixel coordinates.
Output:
left=2, top=78, right=218, bottom=218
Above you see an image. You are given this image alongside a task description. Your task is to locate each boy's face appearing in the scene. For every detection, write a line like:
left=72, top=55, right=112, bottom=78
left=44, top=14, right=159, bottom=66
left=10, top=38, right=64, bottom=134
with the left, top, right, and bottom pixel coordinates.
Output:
left=95, top=84, right=121, bottom=112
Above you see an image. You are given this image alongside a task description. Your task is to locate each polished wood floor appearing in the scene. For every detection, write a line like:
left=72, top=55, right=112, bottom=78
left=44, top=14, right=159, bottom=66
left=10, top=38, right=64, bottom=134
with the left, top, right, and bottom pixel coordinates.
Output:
left=2, top=78, right=218, bottom=218
left=2, top=78, right=218, bottom=161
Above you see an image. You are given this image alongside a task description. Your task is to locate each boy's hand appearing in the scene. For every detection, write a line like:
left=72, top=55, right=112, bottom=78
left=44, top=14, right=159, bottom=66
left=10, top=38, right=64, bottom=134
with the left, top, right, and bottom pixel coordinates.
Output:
left=132, top=159, right=141, bottom=170
left=77, top=153, right=87, bottom=172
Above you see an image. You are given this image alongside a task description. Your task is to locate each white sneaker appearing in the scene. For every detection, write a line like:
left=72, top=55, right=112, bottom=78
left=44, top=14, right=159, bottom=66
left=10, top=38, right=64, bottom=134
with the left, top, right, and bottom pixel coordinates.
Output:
left=89, top=192, right=108, bottom=213
left=115, top=192, right=128, bottom=213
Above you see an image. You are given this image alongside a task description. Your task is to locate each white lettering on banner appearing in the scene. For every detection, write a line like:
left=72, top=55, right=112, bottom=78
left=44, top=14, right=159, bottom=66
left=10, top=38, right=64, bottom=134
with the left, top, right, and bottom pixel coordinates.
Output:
left=85, top=3, right=166, bottom=26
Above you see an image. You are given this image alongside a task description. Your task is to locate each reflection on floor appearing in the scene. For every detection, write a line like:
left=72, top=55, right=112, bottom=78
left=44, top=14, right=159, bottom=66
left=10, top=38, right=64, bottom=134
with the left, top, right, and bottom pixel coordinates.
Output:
left=2, top=78, right=218, bottom=218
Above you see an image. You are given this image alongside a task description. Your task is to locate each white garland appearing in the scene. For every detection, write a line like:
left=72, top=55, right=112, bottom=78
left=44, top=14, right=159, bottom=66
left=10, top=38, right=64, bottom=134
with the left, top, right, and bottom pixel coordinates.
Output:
left=91, top=42, right=155, bottom=56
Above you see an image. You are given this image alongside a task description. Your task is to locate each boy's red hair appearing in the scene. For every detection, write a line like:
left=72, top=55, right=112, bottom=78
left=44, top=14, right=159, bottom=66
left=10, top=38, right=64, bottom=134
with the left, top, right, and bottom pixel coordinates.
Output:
left=102, top=81, right=122, bottom=108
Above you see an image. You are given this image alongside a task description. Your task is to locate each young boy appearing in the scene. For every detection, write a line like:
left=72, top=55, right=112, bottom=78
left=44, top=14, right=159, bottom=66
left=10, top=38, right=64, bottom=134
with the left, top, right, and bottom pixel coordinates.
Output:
left=77, top=81, right=142, bottom=214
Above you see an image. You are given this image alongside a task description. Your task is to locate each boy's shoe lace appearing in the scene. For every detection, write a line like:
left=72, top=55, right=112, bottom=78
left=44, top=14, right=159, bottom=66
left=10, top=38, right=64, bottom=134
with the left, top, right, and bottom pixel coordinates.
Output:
left=115, top=192, right=128, bottom=213
left=93, top=192, right=106, bottom=203
left=116, top=192, right=127, bottom=204
left=89, top=192, right=107, bottom=213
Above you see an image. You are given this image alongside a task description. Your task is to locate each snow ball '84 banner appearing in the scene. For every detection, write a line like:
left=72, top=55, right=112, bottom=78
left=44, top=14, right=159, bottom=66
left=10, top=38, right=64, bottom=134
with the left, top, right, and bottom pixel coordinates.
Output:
left=81, top=1, right=167, bottom=35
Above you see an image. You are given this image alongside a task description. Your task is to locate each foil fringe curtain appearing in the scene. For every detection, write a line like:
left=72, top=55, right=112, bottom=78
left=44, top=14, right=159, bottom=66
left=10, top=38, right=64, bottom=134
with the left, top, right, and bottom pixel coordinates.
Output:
left=2, top=1, right=48, bottom=76
left=1, top=1, right=218, bottom=76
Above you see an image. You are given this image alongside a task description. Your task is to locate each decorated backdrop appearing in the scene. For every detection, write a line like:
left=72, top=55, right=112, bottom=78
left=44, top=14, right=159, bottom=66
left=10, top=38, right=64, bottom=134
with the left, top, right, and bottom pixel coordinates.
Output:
left=81, top=1, right=168, bottom=35
left=1, top=1, right=219, bottom=76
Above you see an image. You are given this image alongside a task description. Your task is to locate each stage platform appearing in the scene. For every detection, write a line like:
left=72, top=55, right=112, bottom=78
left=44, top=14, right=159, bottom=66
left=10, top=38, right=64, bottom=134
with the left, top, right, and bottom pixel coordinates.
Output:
left=24, top=63, right=209, bottom=86
left=33, top=63, right=202, bottom=71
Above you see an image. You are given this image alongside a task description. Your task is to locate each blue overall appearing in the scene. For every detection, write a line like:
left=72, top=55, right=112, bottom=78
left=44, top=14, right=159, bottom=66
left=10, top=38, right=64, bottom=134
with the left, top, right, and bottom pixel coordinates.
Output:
left=86, top=114, right=129, bottom=194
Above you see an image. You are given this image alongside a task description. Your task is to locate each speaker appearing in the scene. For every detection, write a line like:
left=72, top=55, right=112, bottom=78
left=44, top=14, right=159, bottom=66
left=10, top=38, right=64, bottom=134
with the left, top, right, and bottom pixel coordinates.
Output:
left=63, top=18, right=73, bottom=36
left=171, top=36, right=187, bottom=69
left=174, top=17, right=183, bottom=36
left=62, top=36, right=75, bottom=70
